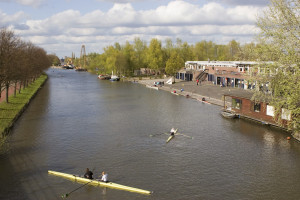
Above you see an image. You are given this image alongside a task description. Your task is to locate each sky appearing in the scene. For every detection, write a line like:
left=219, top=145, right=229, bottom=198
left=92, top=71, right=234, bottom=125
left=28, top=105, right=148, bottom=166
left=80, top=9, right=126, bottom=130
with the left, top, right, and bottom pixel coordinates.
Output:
left=0, top=0, right=270, bottom=58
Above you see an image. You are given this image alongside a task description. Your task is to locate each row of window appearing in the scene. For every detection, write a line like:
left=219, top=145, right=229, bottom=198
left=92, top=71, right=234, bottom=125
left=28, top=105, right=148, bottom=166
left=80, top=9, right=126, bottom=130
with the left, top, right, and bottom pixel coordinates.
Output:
left=232, top=98, right=291, bottom=120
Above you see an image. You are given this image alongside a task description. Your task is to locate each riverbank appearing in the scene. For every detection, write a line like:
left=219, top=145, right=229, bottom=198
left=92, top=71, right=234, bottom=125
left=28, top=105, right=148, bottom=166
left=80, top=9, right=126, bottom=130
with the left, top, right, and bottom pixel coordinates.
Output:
left=135, top=77, right=299, bottom=141
left=0, top=74, right=48, bottom=138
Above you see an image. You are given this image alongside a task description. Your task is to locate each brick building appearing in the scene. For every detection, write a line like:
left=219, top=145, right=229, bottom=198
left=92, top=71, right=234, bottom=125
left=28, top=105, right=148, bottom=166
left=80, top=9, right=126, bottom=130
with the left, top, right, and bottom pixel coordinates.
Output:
left=179, top=61, right=270, bottom=90
left=223, top=90, right=291, bottom=129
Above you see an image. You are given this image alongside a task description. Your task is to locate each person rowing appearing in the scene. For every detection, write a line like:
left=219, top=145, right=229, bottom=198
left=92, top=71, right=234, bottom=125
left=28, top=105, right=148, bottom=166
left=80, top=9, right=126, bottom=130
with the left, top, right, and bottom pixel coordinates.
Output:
left=84, top=168, right=93, bottom=179
left=170, top=127, right=176, bottom=136
left=100, top=171, right=108, bottom=183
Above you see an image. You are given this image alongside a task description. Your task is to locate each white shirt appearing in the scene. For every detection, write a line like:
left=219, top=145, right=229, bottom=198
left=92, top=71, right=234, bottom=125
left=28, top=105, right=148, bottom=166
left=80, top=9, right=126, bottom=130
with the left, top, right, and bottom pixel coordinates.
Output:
left=101, top=173, right=108, bottom=182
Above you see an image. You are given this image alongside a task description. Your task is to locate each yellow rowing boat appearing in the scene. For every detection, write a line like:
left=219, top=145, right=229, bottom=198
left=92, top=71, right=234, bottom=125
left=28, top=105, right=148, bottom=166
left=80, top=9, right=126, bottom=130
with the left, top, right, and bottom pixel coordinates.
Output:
left=48, top=170, right=152, bottom=195
left=166, top=128, right=178, bottom=143
left=166, top=135, right=174, bottom=143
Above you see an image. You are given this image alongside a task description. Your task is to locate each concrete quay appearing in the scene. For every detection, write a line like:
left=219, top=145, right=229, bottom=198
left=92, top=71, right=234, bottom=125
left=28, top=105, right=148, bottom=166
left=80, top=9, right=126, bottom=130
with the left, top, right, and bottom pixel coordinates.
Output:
left=138, top=78, right=248, bottom=108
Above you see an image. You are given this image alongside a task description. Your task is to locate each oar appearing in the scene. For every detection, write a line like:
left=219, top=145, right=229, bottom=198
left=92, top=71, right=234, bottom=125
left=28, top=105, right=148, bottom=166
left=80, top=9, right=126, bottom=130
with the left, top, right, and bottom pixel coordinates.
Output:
left=176, top=133, right=193, bottom=139
left=61, top=179, right=93, bottom=199
left=149, top=133, right=165, bottom=137
left=61, top=168, right=96, bottom=199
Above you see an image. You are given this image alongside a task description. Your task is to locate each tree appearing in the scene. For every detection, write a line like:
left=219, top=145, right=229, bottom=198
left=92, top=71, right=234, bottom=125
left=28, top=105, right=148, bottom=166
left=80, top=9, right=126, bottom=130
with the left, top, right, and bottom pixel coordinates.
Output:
left=123, top=41, right=135, bottom=76
left=177, top=41, right=194, bottom=62
left=0, top=28, right=50, bottom=103
left=133, top=37, right=147, bottom=70
left=165, top=51, right=184, bottom=76
left=103, top=45, right=119, bottom=74
left=146, top=38, right=164, bottom=73
left=0, top=28, right=21, bottom=103
left=47, top=54, right=60, bottom=66
left=256, top=0, right=300, bottom=132
left=227, top=40, right=240, bottom=60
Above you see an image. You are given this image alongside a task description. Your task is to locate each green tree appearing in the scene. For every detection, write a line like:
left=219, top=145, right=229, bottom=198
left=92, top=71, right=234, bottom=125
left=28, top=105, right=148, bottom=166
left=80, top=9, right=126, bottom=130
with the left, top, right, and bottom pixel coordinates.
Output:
left=86, top=53, right=101, bottom=73
left=228, top=40, right=241, bottom=60
left=165, top=51, right=184, bottom=75
left=133, top=37, right=148, bottom=70
left=235, top=42, right=258, bottom=61
left=103, top=45, right=119, bottom=74
left=255, top=0, right=300, bottom=132
left=123, top=41, right=135, bottom=76
left=177, top=41, right=194, bottom=62
left=47, top=54, right=60, bottom=66
left=146, top=38, right=164, bottom=73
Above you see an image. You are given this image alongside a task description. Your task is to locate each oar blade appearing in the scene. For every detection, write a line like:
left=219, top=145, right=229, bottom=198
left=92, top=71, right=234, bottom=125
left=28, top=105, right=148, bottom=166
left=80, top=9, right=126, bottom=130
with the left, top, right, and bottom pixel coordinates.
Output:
left=176, top=133, right=193, bottom=139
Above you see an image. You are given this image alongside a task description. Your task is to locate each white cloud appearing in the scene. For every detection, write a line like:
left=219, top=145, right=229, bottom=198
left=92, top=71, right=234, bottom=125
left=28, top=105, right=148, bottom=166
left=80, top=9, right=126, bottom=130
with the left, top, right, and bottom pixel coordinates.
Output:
left=0, top=0, right=45, bottom=7
left=214, top=0, right=269, bottom=6
left=96, top=0, right=145, bottom=3
left=0, top=10, right=27, bottom=27
left=9, top=1, right=264, bottom=57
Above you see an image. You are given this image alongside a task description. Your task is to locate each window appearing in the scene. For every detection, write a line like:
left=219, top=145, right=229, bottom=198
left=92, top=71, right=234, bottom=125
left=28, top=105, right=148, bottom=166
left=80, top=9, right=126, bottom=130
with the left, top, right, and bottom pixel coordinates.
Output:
left=232, top=98, right=242, bottom=110
left=254, top=103, right=261, bottom=112
left=282, top=108, right=291, bottom=121
left=266, top=105, right=274, bottom=116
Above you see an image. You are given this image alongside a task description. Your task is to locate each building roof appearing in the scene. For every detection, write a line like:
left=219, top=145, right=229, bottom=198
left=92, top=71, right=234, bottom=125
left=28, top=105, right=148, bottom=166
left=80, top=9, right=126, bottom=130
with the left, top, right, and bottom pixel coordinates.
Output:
left=224, top=90, right=273, bottom=103
left=224, top=89, right=254, bottom=100
left=185, top=61, right=259, bottom=66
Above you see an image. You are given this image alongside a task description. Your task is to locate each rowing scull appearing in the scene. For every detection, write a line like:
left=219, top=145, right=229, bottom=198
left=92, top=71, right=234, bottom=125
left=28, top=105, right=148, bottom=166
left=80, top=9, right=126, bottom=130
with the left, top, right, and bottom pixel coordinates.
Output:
left=48, top=170, right=152, bottom=195
left=166, top=128, right=178, bottom=143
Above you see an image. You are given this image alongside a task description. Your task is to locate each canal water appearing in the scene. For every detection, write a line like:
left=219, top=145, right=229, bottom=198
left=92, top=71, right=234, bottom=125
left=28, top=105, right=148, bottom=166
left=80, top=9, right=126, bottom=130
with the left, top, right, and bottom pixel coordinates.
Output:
left=0, top=68, right=299, bottom=200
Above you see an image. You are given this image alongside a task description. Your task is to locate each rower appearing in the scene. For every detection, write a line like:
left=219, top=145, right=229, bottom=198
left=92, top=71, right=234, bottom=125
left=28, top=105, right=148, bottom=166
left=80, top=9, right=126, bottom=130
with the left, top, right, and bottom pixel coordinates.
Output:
left=101, top=171, right=108, bottom=183
left=84, top=168, right=93, bottom=179
left=170, top=128, right=176, bottom=136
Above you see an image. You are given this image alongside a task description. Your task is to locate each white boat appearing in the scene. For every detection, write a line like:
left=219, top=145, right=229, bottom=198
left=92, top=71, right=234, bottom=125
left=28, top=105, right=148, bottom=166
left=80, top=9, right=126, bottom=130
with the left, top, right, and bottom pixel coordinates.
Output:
left=98, top=74, right=111, bottom=80
left=146, top=85, right=159, bottom=90
left=221, top=111, right=237, bottom=119
left=110, top=71, right=120, bottom=81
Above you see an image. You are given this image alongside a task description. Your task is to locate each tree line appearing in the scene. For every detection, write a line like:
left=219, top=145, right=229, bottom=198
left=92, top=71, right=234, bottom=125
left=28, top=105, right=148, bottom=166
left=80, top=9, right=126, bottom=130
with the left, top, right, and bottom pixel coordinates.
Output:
left=72, top=38, right=262, bottom=77
left=0, top=28, right=51, bottom=103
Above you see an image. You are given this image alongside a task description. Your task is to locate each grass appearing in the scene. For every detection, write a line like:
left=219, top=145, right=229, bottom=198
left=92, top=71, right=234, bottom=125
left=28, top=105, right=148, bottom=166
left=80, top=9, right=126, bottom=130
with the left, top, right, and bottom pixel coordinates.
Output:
left=0, top=74, right=48, bottom=137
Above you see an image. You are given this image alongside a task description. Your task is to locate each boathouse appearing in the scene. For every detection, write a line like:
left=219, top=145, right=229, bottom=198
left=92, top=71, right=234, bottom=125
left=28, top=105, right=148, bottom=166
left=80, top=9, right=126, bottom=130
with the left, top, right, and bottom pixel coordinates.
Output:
left=223, top=91, right=291, bottom=129
left=181, top=61, right=267, bottom=90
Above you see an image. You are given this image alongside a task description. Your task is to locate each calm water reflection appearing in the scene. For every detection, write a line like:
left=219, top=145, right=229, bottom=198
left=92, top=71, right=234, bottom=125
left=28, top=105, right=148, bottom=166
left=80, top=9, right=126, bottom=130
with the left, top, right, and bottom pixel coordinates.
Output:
left=0, top=68, right=299, bottom=200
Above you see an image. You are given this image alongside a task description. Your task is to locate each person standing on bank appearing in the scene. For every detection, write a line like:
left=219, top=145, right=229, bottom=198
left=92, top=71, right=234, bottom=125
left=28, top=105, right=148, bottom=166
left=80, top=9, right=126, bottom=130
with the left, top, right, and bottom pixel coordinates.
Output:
left=196, top=79, right=199, bottom=85
left=84, top=168, right=93, bottom=179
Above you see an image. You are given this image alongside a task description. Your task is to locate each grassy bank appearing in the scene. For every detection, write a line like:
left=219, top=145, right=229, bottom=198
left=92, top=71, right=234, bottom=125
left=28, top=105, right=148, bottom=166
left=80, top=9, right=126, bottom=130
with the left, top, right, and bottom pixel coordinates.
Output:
left=0, top=74, right=48, bottom=137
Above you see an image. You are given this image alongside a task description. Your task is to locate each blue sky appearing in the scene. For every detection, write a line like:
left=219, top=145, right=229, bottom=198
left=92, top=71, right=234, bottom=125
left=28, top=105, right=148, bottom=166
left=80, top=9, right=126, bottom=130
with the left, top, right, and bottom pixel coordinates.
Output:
left=0, top=0, right=269, bottom=58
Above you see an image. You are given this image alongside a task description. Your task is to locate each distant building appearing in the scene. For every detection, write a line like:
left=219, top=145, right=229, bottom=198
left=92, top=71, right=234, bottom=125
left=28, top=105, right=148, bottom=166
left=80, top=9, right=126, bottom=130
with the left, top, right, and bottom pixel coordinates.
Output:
left=134, top=68, right=156, bottom=76
left=179, top=61, right=273, bottom=91
left=223, top=90, right=291, bottom=130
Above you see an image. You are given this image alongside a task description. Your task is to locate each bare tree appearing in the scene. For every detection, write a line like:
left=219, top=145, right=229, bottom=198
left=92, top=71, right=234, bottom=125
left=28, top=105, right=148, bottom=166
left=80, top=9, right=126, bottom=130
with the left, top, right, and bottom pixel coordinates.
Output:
left=0, top=28, right=51, bottom=103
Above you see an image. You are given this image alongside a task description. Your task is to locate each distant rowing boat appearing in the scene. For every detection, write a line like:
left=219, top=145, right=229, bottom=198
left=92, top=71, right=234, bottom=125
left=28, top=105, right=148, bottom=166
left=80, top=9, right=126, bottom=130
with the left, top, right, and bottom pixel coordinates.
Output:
left=166, top=129, right=177, bottom=143
left=48, top=170, right=152, bottom=195
left=166, top=135, right=174, bottom=143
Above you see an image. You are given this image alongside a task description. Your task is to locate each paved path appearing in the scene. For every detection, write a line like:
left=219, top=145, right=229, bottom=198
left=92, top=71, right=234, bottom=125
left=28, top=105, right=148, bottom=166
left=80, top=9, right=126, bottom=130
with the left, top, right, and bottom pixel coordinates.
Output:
left=138, top=78, right=253, bottom=108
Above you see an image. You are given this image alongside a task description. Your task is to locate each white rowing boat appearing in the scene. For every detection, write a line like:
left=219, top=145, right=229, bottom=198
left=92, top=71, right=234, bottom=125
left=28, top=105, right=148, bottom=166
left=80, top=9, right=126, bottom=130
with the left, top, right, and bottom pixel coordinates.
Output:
left=48, top=170, right=152, bottom=195
left=146, top=85, right=159, bottom=90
